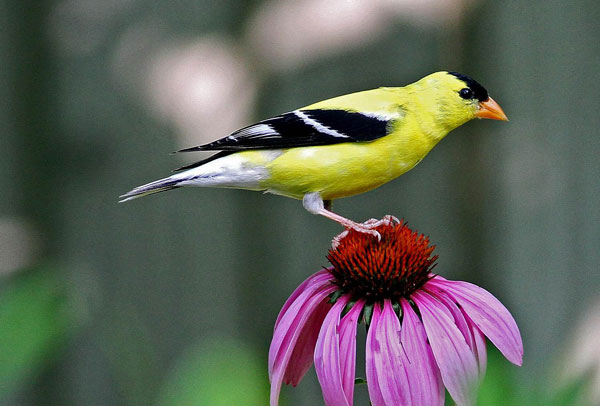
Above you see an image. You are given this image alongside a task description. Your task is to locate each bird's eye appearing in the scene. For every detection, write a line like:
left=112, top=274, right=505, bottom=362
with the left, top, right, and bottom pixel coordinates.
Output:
left=459, top=88, right=474, bottom=100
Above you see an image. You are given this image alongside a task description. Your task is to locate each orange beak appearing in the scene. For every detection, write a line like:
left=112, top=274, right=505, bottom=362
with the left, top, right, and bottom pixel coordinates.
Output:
left=475, top=97, right=509, bottom=121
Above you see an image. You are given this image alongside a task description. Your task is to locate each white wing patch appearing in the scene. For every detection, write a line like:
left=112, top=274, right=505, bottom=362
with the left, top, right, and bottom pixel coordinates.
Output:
left=234, top=123, right=279, bottom=138
left=293, top=110, right=350, bottom=139
left=360, top=111, right=403, bottom=121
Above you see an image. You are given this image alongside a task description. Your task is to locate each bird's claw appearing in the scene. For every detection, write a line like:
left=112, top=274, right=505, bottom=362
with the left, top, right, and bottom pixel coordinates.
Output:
left=331, top=214, right=399, bottom=248
left=352, top=225, right=382, bottom=240
left=361, top=215, right=399, bottom=228
left=331, top=230, right=349, bottom=249
left=383, top=214, right=400, bottom=224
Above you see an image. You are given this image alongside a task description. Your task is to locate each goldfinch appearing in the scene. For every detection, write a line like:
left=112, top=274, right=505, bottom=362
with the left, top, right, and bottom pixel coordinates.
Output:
left=120, top=71, right=507, bottom=234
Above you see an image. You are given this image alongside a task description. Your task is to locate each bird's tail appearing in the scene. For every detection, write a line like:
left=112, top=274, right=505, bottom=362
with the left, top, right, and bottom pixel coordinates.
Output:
left=120, top=152, right=268, bottom=202
left=119, top=176, right=183, bottom=202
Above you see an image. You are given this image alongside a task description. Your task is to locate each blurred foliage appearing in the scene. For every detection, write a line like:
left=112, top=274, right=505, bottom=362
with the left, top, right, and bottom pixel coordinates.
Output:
left=157, top=337, right=268, bottom=406
left=548, top=378, right=590, bottom=406
left=0, top=266, right=76, bottom=399
left=97, top=301, right=162, bottom=406
left=476, top=347, right=589, bottom=406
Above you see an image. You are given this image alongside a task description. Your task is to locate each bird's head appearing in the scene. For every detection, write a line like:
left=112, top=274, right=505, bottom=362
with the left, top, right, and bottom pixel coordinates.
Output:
left=413, top=71, right=508, bottom=132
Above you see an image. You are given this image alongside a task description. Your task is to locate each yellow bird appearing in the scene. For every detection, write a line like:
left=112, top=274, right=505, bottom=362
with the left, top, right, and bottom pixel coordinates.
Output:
left=120, top=71, right=507, bottom=234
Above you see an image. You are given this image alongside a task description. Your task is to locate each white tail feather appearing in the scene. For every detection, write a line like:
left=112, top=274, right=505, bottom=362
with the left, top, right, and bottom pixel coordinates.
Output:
left=119, top=153, right=272, bottom=202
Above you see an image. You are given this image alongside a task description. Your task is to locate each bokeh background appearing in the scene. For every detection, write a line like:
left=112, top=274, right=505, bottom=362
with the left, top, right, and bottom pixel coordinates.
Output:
left=2, top=0, right=599, bottom=405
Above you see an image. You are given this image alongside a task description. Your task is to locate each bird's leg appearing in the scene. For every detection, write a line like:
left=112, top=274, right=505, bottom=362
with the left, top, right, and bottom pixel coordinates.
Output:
left=302, top=193, right=382, bottom=241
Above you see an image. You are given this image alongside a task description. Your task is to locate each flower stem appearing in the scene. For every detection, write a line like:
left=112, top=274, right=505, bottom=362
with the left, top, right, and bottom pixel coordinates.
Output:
left=354, top=377, right=367, bottom=386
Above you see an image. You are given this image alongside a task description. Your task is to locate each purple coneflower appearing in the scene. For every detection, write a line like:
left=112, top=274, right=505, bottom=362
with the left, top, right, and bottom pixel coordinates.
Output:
left=269, top=219, right=523, bottom=406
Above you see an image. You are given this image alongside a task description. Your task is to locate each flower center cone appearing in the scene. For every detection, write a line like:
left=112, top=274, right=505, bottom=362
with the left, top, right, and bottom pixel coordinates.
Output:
left=327, top=221, right=438, bottom=302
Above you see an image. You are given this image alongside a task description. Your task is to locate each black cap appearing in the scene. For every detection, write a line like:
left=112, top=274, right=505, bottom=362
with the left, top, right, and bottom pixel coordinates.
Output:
left=448, top=72, right=489, bottom=102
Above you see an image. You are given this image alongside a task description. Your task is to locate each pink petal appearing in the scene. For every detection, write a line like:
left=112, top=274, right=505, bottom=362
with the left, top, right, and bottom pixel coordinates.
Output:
left=412, top=291, right=479, bottom=406
left=470, top=321, right=487, bottom=378
left=365, top=304, right=390, bottom=406
left=365, top=356, right=386, bottom=406
left=269, top=280, right=336, bottom=406
left=425, top=284, right=487, bottom=381
left=425, top=285, right=474, bottom=348
left=428, top=278, right=523, bottom=366
left=315, top=295, right=351, bottom=406
left=284, top=299, right=331, bottom=386
left=425, top=284, right=490, bottom=381
left=275, top=269, right=334, bottom=329
left=269, top=271, right=333, bottom=377
left=399, top=299, right=444, bottom=405
left=338, top=299, right=364, bottom=403
left=366, top=300, right=411, bottom=406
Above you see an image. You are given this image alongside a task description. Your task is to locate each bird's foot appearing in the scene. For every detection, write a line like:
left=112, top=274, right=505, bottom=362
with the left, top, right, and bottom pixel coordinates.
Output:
left=361, top=215, right=400, bottom=228
left=331, top=215, right=400, bottom=249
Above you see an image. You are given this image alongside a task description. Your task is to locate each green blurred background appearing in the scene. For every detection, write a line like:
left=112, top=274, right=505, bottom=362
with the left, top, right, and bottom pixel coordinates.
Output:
left=1, top=0, right=599, bottom=405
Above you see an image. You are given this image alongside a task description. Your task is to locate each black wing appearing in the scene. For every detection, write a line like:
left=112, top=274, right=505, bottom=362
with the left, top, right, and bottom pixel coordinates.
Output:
left=178, top=109, right=391, bottom=152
